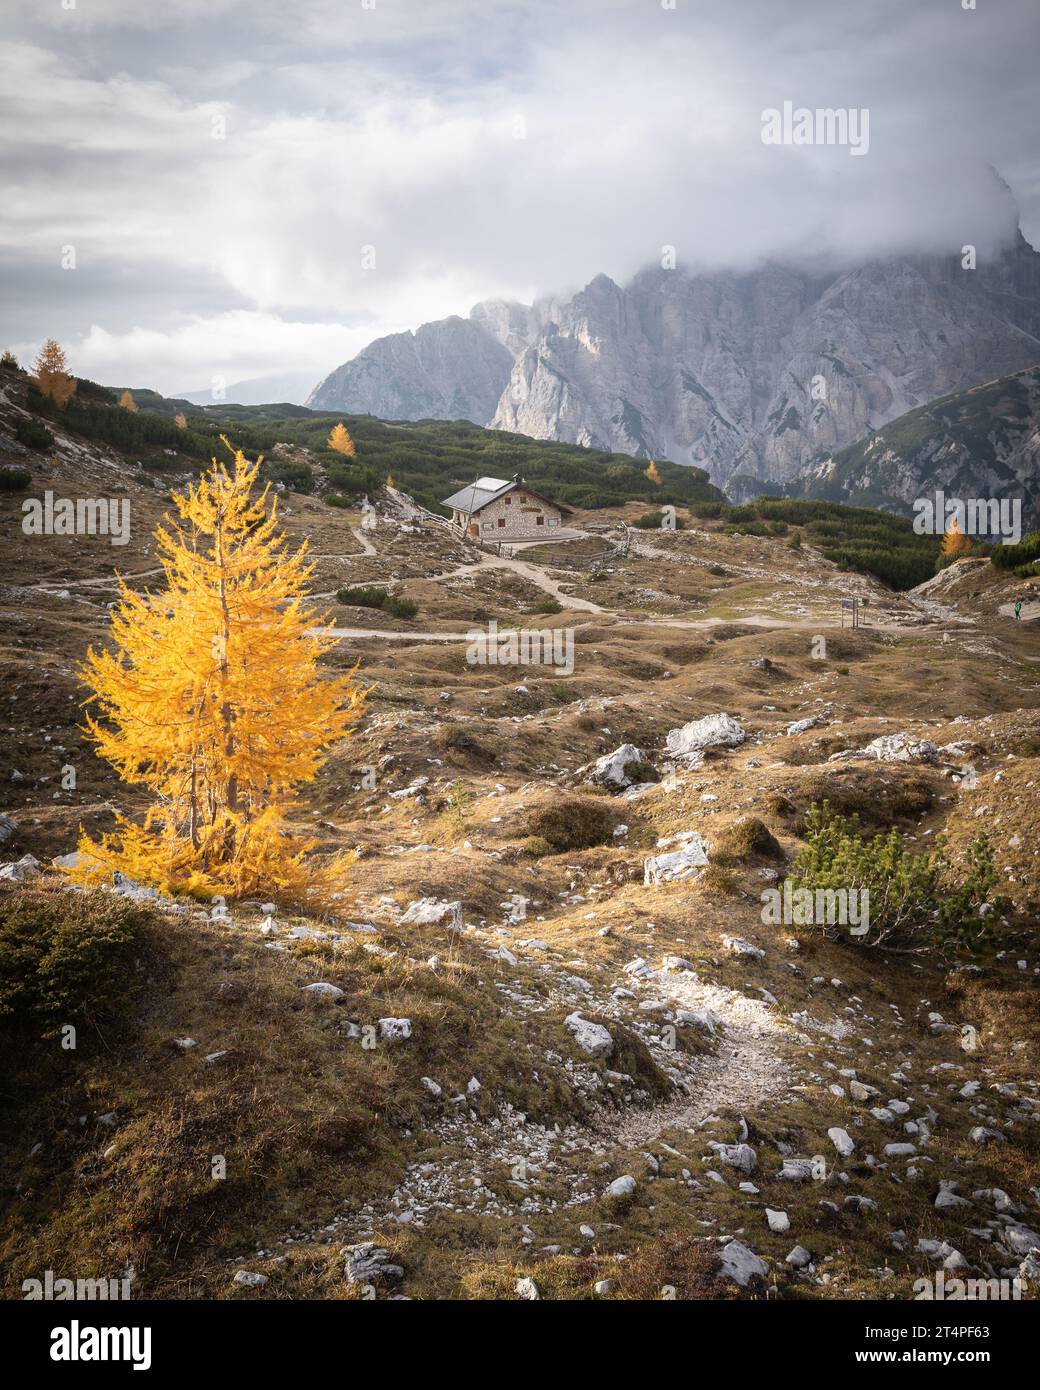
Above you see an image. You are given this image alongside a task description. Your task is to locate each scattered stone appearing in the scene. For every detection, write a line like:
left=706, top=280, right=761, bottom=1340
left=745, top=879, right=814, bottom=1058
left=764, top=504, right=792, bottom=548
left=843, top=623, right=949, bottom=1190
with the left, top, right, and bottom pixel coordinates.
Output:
left=828, top=1127, right=855, bottom=1158
left=779, top=1158, right=815, bottom=1182
left=0, top=853, right=41, bottom=883
left=718, top=1239, right=768, bottom=1287
left=935, top=1183, right=970, bottom=1210
left=233, top=1270, right=268, bottom=1288
left=830, top=733, right=938, bottom=765
left=343, top=1243, right=404, bottom=1286
left=605, top=1175, right=637, bottom=1198
left=378, top=1017, right=412, bottom=1042
left=400, top=898, right=461, bottom=931
left=676, top=1008, right=720, bottom=1034
left=766, top=1208, right=790, bottom=1232
left=1003, top=1226, right=1040, bottom=1256
left=301, top=982, right=344, bottom=1000
left=786, top=715, right=825, bottom=736
left=564, top=1012, right=614, bottom=1060
left=666, top=711, right=745, bottom=760
left=514, top=1276, right=541, bottom=1300
left=786, top=1245, right=812, bottom=1268
left=721, top=935, right=764, bottom=960
left=588, top=744, right=649, bottom=790
left=850, top=1080, right=880, bottom=1102
left=644, top=835, right=709, bottom=885
left=708, top=1142, right=757, bottom=1174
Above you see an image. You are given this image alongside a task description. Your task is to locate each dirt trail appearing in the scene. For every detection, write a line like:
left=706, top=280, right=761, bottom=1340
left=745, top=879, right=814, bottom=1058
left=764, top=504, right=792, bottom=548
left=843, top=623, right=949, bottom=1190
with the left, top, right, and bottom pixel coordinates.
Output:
left=317, top=608, right=936, bottom=641
left=605, top=968, right=792, bottom=1148
left=419, top=553, right=605, bottom=613
left=279, top=944, right=796, bottom=1247
left=348, top=526, right=377, bottom=558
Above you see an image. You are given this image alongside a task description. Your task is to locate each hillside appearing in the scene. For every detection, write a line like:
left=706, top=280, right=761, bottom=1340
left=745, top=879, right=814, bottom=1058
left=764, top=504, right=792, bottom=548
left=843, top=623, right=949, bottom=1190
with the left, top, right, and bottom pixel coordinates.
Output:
left=798, top=366, right=1040, bottom=516
left=0, top=365, right=721, bottom=517
left=2, top=371, right=1040, bottom=1303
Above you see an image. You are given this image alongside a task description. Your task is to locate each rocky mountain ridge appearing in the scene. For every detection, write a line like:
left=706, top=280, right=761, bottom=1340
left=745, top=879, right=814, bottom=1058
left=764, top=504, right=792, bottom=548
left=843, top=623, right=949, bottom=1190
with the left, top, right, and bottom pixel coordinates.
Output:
left=309, top=231, right=1040, bottom=497
left=795, top=365, right=1040, bottom=515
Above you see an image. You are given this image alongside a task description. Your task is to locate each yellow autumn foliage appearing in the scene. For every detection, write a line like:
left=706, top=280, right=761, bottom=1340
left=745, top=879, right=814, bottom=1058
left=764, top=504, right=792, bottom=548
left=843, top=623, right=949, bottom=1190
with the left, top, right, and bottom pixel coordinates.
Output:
left=942, top=516, right=972, bottom=557
left=69, top=440, right=365, bottom=904
left=33, top=338, right=77, bottom=408
left=327, top=422, right=356, bottom=456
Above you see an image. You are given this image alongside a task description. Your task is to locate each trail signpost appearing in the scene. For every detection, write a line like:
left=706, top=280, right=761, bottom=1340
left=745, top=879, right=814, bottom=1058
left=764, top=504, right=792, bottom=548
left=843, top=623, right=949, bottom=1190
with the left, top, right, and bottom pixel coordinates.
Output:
left=840, top=596, right=866, bottom=629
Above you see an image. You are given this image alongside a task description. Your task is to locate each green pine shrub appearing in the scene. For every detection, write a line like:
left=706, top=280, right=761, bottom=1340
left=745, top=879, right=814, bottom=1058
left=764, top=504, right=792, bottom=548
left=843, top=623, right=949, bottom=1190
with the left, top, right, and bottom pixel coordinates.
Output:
left=789, top=802, right=1003, bottom=956
left=0, top=890, right=154, bottom=1038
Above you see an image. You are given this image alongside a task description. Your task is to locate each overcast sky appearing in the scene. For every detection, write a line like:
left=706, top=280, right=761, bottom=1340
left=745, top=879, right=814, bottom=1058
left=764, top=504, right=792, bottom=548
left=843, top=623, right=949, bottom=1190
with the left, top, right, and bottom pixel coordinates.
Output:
left=2, top=0, right=1038, bottom=397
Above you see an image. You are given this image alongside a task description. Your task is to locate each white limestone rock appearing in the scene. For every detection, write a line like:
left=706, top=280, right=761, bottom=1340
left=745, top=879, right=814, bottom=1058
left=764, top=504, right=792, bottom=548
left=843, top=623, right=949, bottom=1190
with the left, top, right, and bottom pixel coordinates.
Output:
left=643, top=835, right=709, bottom=885
left=378, top=1017, right=413, bottom=1042
left=564, top=1012, right=614, bottom=1060
left=718, top=1239, right=768, bottom=1287
left=589, top=743, right=648, bottom=790
left=666, top=712, right=745, bottom=760
left=828, top=1127, right=855, bottom=1158
left=400, top=897, right=462, bottom=931
left=721, top=935, right=765, bottom=960
left=343, top=1243, right=404, bottom=1286
left=301, top=982, right=344, bottom=1000
left=0, top=854, right=41, bottom=883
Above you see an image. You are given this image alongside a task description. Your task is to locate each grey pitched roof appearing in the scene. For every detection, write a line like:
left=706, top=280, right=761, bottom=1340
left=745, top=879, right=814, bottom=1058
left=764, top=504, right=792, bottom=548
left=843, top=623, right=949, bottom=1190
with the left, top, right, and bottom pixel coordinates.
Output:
left=441, top=476, right=572, bottom=517
left=441, top=476, right=514, bottom=514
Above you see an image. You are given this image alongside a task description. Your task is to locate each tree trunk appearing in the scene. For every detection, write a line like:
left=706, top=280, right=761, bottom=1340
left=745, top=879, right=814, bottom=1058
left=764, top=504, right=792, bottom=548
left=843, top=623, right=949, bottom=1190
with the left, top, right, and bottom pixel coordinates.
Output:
left=214, top=502, right=239, bottom=856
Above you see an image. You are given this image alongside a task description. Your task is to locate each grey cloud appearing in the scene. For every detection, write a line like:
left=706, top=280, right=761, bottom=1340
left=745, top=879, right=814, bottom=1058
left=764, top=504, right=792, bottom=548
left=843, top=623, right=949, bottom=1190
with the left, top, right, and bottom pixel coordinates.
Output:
left=2, top=0, right=1038, bottom=392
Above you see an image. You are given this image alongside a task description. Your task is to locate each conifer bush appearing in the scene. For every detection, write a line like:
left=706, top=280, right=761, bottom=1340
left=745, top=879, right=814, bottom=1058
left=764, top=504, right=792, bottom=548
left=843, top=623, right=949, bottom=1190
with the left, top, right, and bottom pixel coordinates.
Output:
left=790, top=802, right=1003, bottom=955
left=0, top=891, right=151, bottom=1036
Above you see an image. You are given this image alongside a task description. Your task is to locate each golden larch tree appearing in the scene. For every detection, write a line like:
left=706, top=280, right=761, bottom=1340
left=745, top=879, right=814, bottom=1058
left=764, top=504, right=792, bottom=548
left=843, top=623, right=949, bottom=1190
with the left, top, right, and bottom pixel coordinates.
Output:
left=386, top=472, right=395, bottom=489
left=118, top=390, right=138, bottom=413
left=942, top=515, right=972, bottom=558
left=645, top=460, right=662, bottom=486
left=174, top=412, right=188, bottom=430
left=327, top=422, right=356, bottom=456
left=33, top=338, right=77, bottom=408
left=69, top=440, right=365, bottom=902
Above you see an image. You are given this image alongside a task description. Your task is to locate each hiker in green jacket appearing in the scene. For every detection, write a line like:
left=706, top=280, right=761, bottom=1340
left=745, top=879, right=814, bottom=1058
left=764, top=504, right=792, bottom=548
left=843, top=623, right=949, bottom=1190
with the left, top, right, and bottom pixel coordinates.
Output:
left=1014, top=599, right=1023, bottom=621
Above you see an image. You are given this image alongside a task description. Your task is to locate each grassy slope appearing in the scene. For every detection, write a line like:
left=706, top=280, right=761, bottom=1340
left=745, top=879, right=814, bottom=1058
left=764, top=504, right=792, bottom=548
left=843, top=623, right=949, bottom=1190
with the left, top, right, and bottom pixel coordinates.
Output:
left=6, top=366, right=722, bottom=515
